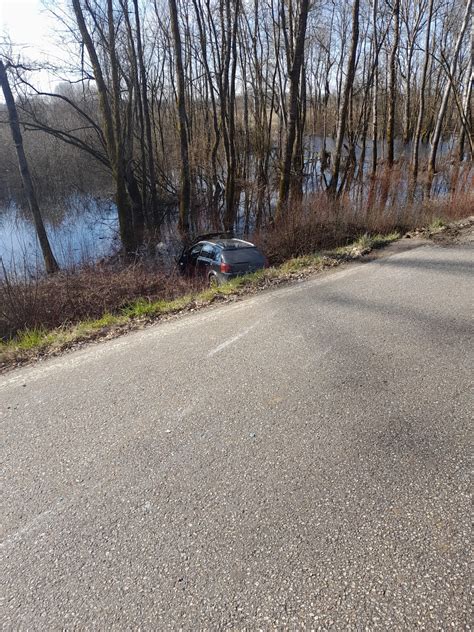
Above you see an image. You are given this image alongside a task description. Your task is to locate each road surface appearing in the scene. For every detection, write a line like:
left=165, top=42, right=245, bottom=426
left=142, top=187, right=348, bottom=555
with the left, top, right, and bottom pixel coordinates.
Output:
left=1, top=242, right=473, bottom=629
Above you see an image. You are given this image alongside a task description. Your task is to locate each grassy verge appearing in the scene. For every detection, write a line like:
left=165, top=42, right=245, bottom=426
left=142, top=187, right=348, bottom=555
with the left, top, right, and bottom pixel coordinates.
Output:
left=0, top=232, right=399, bottom=369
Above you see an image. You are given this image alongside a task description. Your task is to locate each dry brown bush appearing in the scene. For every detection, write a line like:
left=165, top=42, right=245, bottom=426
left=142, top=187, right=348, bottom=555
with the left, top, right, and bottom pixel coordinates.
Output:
left=0, top=263, right=204, bottom=340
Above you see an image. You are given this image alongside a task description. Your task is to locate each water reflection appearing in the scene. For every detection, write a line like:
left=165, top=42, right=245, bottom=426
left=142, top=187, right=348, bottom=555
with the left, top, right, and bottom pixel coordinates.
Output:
left=0, top=136, right=466, bottom=275
left=0, top=194, right=118, bottom=274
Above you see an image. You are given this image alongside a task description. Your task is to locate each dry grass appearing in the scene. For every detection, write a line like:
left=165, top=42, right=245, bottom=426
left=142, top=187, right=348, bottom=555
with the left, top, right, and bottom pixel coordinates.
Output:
left=0, top=263, right=205, bottom=342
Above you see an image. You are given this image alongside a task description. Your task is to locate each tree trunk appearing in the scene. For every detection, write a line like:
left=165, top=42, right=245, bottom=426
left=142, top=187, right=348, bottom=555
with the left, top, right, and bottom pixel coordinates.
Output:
left=72, top=0, right=136, bottom=255
left=133, top=0, right=159, bottom=231
left=291, top=61, right=307, bottom=200
left=458, top=17, right=473, bottom=162
left=412, top=0, right=434, bottom=180
left=107, top=0, right=143, bottom=251
left=191, top=0, right=221, bottom=225
left=0, top=60, right=59, bottom=274
left=169, top=0, right=192, bottom=239
left=371, top=0, right=379, bottom=178
left=403, top=49, right=413, bottom=144
left=387, top=0, right=400, bottom=167
left=327, top=0, right=360, bottom=196
left=121, top=1, right=147, bottom=243
left=275, top=0, right=310, bottom=219
left=428, top=0, right=472, bottom=177
left=223, top=0, right=240, bottom=232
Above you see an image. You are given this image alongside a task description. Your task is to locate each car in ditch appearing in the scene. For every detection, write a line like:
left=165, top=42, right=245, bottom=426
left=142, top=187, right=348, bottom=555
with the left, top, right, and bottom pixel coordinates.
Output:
left=177, top=233, right=268, bottom=286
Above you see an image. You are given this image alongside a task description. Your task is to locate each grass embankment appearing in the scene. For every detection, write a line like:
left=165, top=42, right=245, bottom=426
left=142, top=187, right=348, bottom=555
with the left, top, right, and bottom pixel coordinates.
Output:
left=0, top=233, right=399, bottom=368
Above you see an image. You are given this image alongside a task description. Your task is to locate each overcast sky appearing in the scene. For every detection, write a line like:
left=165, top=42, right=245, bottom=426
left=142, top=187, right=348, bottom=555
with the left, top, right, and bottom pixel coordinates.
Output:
left=1, top=0, right=66, bottom=95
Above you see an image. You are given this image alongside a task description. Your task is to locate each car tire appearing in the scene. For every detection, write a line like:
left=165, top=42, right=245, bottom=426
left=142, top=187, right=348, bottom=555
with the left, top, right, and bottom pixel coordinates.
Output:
left=208, top=273, right=219, bottom=288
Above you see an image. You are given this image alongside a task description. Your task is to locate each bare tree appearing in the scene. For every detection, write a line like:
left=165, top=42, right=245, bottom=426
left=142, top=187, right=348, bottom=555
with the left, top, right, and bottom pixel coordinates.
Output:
left=71, top=0, right=137, bottom=255
left=371, top=0, right=380, bottom=177
left=0, top=59, right=59, bottom=273
left=412, top=0, right=434, bottom=180
left=327, top=0, right=360, bottom=196
left=457, top=10, right=473, bottom=161
left=276, top=0, right=311, bottom=218
left=2, top=0, right=471, bottom=259
left=400, top=0, right=425, bottom=144
left=387, top=0, right=400, bottom=167
left=428, top=0, right=472, bottom=177
left=169, top=0, right=192, bottom=239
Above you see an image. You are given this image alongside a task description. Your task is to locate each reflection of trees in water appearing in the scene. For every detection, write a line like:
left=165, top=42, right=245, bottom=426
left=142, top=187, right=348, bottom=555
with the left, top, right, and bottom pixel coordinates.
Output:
left=0, top=128, right=470, bottom=274
left=0, top=195, right=119, bottom=274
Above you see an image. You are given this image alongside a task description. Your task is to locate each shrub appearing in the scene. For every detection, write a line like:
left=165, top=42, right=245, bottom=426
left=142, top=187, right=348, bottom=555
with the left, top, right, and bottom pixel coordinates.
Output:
left=0, top=262, right=204, bottom=341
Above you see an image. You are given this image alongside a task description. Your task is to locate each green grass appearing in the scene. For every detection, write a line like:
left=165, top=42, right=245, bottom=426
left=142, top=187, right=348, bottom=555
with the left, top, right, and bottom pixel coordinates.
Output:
left=429, top=217, right=446, bottom=230
left=121, top=294, right=195, bottom=319
left=121, top=298, right=161, bottom=318
left=76, top=313, right=125, bottom=331
left=280, top=254, right=322, bottom=273
left=0, top=231, right=401, bottom=365
left=368, top=232, right=400, bottom=247
left=13, top=328, right=53, bottom=350
left=332, top=232, right=400, bottom=256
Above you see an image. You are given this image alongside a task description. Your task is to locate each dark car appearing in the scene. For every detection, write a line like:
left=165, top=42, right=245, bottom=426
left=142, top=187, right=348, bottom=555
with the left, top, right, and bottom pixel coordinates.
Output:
left=178, top=233, right=267, bottom=285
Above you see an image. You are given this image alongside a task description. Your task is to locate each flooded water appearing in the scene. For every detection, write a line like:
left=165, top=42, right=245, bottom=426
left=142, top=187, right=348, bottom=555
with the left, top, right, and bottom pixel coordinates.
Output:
left=302, top=135, right=457, bottom=193
left=0, top=194, right=118, bottom=275
left=0, top=136, right=463, bottom=276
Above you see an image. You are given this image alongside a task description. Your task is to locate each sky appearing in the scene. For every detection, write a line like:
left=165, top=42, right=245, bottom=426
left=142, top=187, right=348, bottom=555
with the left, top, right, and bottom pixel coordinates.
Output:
left=1, top=0, right=65, bottom=94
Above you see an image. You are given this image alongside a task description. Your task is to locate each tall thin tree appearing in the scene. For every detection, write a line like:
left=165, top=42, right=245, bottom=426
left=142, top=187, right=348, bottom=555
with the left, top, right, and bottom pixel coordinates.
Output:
left=71, top=0, right=137, bottom=255
left=387, top=0, right=400, bottom=167
left=0, top=59, right=59, bottom=274
left=169, top=0, right=192, bottom=239
left=275, top=0, right=311, bottom=219
left=327, top=0, right=360, bottom=196
left=428, top=0, right=472, bottom=178
left=412, top=0, right=434, bottom=180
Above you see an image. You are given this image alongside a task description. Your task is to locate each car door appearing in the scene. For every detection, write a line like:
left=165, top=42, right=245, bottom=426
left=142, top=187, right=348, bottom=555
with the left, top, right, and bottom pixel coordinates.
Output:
left=187, top=243, right=203, bottom=275
left=196, top=243, right=215, bottom=277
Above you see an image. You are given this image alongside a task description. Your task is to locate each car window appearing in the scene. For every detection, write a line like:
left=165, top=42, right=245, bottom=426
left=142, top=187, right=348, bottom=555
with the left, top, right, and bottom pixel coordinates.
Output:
left=221, top=247, right=264, bottom=264
left=200, top=243, right=215, bottom=259
left=189, top=244, right=202, bottom=261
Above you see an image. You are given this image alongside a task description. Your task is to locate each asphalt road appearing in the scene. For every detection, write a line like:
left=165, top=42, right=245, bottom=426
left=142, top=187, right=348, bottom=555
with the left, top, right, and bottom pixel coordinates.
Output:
left=1, top=242, right=473, bottom=630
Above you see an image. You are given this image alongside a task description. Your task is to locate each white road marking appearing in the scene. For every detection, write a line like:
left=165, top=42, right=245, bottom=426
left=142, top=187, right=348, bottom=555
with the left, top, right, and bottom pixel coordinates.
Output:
left=207, top=322, right=259, bottom=357
left=0, top=299, right=259, bottom=390
left=0, top=509, right=54, bottom=550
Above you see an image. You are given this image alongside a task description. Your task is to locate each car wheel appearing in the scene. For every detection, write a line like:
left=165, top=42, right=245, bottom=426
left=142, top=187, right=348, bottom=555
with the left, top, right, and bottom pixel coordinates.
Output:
left=209, top=273, right=219, bottom=288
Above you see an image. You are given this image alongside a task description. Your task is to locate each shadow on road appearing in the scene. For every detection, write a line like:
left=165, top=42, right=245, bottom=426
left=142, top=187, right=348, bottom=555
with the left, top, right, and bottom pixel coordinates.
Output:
left=370, top=247, right=474, bottom=277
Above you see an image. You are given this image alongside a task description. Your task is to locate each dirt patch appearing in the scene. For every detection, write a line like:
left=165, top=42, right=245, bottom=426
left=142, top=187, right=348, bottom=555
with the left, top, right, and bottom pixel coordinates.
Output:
left=405, top=216, right=474, bottom=246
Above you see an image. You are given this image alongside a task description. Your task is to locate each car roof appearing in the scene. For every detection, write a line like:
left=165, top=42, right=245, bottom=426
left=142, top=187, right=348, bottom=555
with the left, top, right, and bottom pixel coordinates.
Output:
left=198, top=238, right=256, bottom=250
